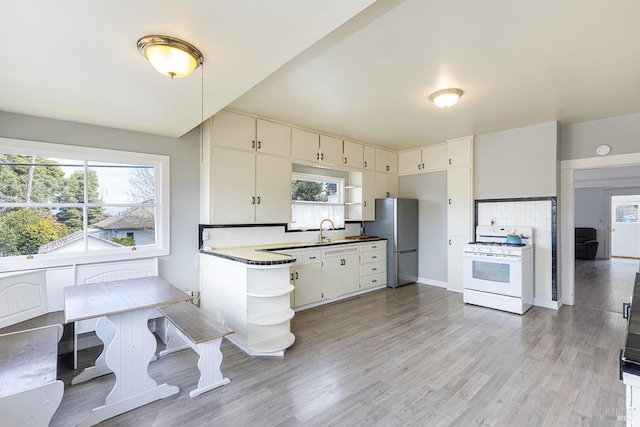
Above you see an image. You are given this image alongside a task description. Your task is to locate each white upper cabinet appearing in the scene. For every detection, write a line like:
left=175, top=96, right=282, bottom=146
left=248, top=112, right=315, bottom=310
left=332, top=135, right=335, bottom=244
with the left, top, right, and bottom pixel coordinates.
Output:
left=255, top=154, right=291, bottom=223
left=375, top=149, right=397, bottom=174
left=398, top=143, right=447, bottom=175
left=398, top=149, right=422, bottom=175
left=362, top=170, right=375, bottom=221
left=363, top=145, right=375, bottom=170
left=291, top=128, right=320, bottom=162
left=212, top=110, right=291, bottom=156
left=422, top=143, right=448, bottom=171
left=212, top=110, right=256, bottom=152
left=343, top=140, right=364, bottom=169
left=319, top=135, right=343, bottom=166
left=447, top=136, right=473, bottom=168
left=256, top=119, right=291, bottom=157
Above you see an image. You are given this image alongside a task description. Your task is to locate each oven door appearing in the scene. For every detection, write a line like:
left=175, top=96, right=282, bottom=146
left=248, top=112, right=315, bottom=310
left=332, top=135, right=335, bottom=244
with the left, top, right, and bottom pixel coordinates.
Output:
left=463, top=253, right=522, bottom=297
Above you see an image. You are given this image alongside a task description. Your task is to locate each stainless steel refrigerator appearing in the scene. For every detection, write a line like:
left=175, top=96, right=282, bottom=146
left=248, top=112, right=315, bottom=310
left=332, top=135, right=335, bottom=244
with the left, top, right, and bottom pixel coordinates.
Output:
left=364, top=198, right=418, bottom=287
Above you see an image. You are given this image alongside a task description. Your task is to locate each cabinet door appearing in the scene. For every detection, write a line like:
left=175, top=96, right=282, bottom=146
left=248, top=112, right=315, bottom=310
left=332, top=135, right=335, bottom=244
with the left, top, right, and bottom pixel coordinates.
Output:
left=447, top=235, right=469, bottom=292
left=320, top=135, right=343, bottom=166
left=387, top=173, right=398, bottom=198
left=375, top=149, right=389, bottom=172
left=321, top=257, right=344, bottom=299
left=387, top=152, right=398, bottom=174
left=362, top=171, right=375, bottom=221
left=447, top=136, right=472, bottom=168
left=212, top=110, right=256, bottom=152
left=447, top=167, right=473, bottom=236
left=363, top=145, right=375, bottom=170
left=341, top=253, right=361, bottom=294
left=291, top=128, right=319, bottom=162
left=398, top=149, right=422, bottom=175
left=255, top=154, right=291, bottom=224
left=375, top=172, right=389, bottom=199
left=343, top=140, right=364, bottom=168
left=294, top=265, right=322, bottom=307
left=257, top=119, right=291, bottom=157
left=212, top=148, right=256, bottom=224
left=422, top=144, right=448, bottom=171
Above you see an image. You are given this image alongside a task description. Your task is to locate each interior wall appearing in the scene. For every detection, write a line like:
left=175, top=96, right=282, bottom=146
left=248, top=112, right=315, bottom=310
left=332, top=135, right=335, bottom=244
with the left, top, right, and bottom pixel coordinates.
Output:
left=560, top=112, right=640, bottom=161
left=0, top=111, right=201, bottom=291
left=574, top=188, right=607, bottom=259
left=474, top=121, right=558, bottom=199
left=398, top=171, right=447, bottom=283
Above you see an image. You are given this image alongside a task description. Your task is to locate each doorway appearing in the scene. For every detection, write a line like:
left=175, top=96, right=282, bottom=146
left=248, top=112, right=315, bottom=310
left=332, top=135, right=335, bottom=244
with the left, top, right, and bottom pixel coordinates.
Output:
left=611, top=195, right=640, bottom=258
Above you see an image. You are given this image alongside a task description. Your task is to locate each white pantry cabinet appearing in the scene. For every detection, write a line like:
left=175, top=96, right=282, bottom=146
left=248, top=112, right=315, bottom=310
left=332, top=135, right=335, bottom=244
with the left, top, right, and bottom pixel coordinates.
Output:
left=212, top=110, right=291, bottom=157
left=446, top=136, right=473, bottom=291
left=210, top=148, right=290, bottom=224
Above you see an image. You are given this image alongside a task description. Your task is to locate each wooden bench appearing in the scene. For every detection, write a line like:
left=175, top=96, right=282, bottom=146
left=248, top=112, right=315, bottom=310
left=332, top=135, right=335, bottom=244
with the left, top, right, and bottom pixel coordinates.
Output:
left=158, top=303, right=234, bottom=398
left=0, top=324, right=64, bottom=427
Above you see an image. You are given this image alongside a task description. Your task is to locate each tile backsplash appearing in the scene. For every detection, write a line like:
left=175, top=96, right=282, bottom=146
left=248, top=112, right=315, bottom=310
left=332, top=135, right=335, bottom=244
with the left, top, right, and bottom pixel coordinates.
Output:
left=477, top=200, right=553, bottom=302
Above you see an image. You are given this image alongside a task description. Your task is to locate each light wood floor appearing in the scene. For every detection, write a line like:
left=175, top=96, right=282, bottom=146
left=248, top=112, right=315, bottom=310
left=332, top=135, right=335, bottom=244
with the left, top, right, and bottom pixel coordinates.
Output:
left=52, top=267, right=632, bottom=427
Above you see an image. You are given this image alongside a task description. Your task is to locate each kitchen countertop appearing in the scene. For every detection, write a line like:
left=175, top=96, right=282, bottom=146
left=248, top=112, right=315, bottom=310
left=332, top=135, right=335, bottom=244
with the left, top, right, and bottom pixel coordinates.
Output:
left=200, top=237, right=385, bottom=266
left=622, top=272, right=640, bottom=376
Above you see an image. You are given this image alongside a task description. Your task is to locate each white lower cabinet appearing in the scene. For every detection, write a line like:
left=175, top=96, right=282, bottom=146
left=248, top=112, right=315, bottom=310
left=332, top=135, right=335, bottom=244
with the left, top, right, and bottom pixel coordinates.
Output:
left=290, top=242, right=387, bottom=309
left=200, top=254, right=295, bottom=356
left=360, top=241, right=387, bottom=289
left=322, top=246, right=360, bottom=298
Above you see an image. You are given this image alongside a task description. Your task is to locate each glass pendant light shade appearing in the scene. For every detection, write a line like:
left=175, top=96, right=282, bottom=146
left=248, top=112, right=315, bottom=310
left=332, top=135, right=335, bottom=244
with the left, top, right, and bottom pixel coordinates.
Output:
left=429, top=88, right=463, bottom=108
left=137, top=35, right=203, bottom=79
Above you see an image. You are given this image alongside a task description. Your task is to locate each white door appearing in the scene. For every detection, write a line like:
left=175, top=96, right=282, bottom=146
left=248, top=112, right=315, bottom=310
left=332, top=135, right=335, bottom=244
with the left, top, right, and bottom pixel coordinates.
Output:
left=611, top=197, right=640, bottom=258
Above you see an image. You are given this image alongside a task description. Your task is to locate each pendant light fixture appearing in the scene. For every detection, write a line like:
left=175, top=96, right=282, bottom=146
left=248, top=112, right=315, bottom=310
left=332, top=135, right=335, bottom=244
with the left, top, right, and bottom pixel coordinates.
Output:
left=429, top=88, right=463, bottom=108
left=137, top=35, right=204, bottom=79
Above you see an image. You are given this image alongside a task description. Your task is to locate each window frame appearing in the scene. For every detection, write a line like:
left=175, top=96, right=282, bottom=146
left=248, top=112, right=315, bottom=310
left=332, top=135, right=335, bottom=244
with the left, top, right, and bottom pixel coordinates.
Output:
left=0, top=137, right=170, bottom=272
left=290, top=172, right=345, bottom=231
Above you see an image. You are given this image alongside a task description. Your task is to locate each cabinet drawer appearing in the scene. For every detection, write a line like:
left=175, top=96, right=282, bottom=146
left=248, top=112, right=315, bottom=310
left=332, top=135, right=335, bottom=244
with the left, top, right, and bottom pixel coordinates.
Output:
left=300, top=249, right=321, bottom=265
left=360, top=261, right=386, bottom=276
left=361, top=241, right=385, bottom=252
left=361, top=272, right=387, bottom=289
left=360, top=249, right=385, bottom=264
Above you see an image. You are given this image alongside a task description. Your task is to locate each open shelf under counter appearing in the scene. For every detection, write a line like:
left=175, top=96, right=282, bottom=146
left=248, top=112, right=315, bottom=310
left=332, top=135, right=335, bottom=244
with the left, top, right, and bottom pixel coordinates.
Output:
left=247, top=284, right=294, bottom=298
left=247, top=308, right=295, bottom=326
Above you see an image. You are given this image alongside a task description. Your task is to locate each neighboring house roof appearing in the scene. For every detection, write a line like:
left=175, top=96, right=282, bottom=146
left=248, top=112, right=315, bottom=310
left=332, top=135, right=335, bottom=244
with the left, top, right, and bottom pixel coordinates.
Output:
left=92, top=206, right=154, bottom=230
left=38, top=231, right=121, bottom=254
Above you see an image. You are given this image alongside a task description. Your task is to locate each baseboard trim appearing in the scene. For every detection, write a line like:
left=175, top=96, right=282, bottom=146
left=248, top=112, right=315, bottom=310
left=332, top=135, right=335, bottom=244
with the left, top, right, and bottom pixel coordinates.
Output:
left=534, top=297, right=561, bottom=310
left=416, top=278, right=447, bottom=288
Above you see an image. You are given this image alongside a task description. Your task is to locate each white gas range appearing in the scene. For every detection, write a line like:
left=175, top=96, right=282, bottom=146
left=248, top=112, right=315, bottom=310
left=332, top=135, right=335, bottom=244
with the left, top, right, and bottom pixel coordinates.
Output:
left=462, top=226, right=534, bottom=315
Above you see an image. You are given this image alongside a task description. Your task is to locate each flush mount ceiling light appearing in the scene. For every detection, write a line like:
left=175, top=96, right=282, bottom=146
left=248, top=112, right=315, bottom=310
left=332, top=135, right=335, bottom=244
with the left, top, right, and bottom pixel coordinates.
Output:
left=429, top=88, right=463, bottom=108
left=137, top=35, right=203, bottom=79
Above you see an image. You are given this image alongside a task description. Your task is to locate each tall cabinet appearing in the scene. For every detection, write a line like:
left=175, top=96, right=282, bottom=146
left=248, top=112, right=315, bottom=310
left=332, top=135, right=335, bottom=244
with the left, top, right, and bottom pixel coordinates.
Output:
left=446, top=136, right=474, bottom=291
left=201, top=111, right=291, bottom=225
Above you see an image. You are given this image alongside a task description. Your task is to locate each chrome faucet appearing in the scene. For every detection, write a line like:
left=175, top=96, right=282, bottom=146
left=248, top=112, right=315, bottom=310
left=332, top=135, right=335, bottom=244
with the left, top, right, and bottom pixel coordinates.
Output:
left=319, top=218, right=335, bottom=243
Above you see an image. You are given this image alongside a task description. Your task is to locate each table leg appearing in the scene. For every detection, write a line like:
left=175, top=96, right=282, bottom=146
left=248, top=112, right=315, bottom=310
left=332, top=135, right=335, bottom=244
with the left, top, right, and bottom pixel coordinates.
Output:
left=72, top=317, right=115, bottom=385
left=77, top=308, right=179, bottom=427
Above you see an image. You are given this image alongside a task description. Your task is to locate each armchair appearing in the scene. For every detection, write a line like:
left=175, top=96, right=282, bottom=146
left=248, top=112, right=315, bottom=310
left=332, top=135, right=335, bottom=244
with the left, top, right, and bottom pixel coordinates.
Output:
left=575, top=227, right=599, bottom=260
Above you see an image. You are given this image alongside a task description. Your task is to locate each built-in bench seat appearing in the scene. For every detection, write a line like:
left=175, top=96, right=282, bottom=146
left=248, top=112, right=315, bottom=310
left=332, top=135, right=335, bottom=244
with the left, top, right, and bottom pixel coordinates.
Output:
left=0, top=324, right=64, bottom=427
left=158, top=302, right=234, bottom=398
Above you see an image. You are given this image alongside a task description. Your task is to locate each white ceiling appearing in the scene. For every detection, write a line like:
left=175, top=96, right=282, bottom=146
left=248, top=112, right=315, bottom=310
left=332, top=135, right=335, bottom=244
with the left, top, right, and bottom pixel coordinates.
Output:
left=2, top=0, right=640, bottom=151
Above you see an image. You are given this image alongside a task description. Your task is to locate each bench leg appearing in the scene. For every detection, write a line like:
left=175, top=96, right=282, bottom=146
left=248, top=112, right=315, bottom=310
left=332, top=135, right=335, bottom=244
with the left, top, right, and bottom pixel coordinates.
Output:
left=158, top=322, right=190, bottom=357
left=190, top=336, right=230, bottom=398
left=0, top=380, right=63, bottom=427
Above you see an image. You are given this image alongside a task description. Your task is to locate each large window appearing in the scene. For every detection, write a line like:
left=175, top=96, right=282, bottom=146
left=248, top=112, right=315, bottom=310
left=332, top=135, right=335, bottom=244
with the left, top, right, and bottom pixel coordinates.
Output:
left=290, top=172, right=344, bottom=230
left=0, top=138, right=169, bottom=271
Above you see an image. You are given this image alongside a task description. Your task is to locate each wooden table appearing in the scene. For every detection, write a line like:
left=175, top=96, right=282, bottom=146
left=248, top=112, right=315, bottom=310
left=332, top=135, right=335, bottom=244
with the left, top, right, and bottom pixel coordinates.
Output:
left=64, top=276, right=192, bottom=427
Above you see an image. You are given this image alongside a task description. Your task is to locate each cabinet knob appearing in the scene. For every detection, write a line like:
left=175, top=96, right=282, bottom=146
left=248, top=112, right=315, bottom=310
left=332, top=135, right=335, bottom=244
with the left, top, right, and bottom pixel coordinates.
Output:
left=317, top=153, right=320, bottom=160
left=449, top=198, right=452, bottom=205
left=372, top=279, right=377, bottom=283
left=309, top=256, right=316, bottom=260
left=295, top=271, right=298, bottom=280
left=252, top=196, right=255, bottom=205
left=257, top=141, right=261, bottom=149
left=364, top=201, right=367, bottom=207
left=321, top=153, right=324, bottom=160
left=257, top=196, right=261, bottom=204
left=251, top=140, right=256, bottom=149
left=344, top=157, right=348, bottom=164
left=449, top=158, right=452, bottom=165
left=290, top=272, right=294, bottom=281
left=386, top=192, right=390, bottom=197
left=422, top=163, right=425, bottom=169
left=372, top=256, right=377, bottom=259
left=364, top=161, right=367, bottom=167
left=372, top=268, right=377, bottom=271
left=386, top=165, right=390, bottom=171
left=449, top=239, right=452, bottom=245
